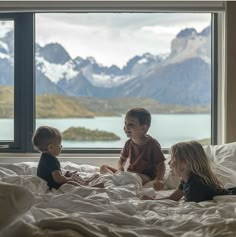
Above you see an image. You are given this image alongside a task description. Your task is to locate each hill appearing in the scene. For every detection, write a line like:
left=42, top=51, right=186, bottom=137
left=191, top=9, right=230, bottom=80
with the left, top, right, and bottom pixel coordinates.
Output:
left=36, top=94, right=95, bottom=118
left=62, top=127, right=120, bottom=141
left=0, top=86, right=13, bottom=117
left=0, top=86, right=210, bottom=118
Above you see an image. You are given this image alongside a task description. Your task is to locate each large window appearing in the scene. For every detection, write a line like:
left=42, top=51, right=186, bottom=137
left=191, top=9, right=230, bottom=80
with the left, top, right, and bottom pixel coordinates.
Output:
left=0, top=2, right=224, bottom=153
left=0, top=20, right=14, bottom=143
left=35, top=13, right=211, bottom=149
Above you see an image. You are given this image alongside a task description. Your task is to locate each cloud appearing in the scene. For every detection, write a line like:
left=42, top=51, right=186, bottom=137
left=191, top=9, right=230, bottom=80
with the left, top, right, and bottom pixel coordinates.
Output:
left=35, top=13, right=210, bottom=67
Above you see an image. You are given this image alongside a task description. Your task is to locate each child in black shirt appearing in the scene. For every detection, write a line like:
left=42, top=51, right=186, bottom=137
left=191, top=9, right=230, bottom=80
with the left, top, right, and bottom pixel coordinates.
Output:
left=32, top=126, right=101, bottom=190
left=142, top=141, right=235, bottom=202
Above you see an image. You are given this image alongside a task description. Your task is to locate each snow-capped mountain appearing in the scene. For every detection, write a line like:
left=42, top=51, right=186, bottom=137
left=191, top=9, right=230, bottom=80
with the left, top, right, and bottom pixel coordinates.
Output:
left=0, top=25, right=211, bottom=105
left=166, top=27, right=211, bottom=65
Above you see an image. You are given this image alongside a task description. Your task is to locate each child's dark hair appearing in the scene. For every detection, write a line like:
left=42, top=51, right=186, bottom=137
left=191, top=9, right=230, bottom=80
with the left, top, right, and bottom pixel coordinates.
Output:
left=32, top=126, right=61, bottom=152
left=126, top=108, right=151, bottom=127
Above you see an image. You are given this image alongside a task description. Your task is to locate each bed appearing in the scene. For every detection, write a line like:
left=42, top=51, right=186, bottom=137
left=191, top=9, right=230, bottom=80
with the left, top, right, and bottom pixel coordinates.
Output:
left=1, top=142, right=236, bottom=237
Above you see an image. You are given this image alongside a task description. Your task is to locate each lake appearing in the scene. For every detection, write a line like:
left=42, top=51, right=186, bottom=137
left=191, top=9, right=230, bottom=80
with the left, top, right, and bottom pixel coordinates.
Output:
left=0, top=114, right=210, bottom=148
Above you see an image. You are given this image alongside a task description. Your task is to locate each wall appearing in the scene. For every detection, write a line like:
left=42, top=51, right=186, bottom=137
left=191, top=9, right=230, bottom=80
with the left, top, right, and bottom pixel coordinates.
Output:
left=226, top=1, right=236, bottom=143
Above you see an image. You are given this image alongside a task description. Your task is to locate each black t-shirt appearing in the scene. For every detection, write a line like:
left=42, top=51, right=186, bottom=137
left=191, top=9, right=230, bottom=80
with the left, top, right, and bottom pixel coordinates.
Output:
left=37, top=153, right=62, bottom=189
left=178, top=174, right=229, bottom=202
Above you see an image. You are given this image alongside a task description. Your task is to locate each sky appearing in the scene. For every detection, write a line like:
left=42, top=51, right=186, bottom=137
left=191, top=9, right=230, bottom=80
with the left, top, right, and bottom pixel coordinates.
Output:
left=36, top=13, right=210, bottom=68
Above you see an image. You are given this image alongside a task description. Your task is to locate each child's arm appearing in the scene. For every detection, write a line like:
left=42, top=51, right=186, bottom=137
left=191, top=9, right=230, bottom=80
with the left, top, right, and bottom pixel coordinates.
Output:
left=167, top=188, right=184, bottom=201
left=118, top=140, right=129, bottom=171
left=118, top=156, right=127, bottom=171
left=52, top=170, right=73, bottom=184
left=153, top=161, right=166, bottom=190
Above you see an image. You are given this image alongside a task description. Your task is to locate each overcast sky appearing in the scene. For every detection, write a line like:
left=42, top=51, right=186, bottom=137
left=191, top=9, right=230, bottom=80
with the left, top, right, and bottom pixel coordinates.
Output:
left=36, top=13, right=210, bottom=67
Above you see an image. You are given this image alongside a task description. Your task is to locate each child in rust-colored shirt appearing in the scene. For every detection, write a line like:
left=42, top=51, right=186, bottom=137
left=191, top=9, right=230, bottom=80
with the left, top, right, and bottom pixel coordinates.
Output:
left=100, top=108, right=166, bottom=190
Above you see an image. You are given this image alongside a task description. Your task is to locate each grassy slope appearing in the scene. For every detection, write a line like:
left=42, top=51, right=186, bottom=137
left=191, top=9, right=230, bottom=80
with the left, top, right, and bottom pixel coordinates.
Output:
left=0, top=86, right=13, bottom=117
left=79, top=97, right=210, bottom=115
left=36, top=94, right=95, bottom=118
left=0, top=86, right=210, bottom=118
left=0, top=86, right=95, bottom=118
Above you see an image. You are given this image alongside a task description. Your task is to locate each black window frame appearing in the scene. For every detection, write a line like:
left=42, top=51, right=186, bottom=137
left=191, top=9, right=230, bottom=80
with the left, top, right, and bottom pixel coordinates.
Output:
left=0, top=13, right=34, bottom=152
left=0, top=10, right=219, bottom=154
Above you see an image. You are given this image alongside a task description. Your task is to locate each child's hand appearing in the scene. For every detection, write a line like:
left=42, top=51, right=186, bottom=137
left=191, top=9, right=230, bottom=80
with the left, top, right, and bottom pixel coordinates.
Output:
left=64, top=171, right=71, bottom=177
left=140, top=195, right=154, bottom=200
left=65, top=171, right=77, bottom=177
left=153, top=180, right=164, bottom=190
left=71, top=173, right=86, bottom=185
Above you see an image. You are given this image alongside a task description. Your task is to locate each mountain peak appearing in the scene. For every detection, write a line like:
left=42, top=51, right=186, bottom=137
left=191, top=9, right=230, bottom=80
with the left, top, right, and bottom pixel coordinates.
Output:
left=199, top=26, right=211, bottom=37
left=177, top=28, right=197, bottom=38
left=85, top=57, right=96, bottom=64
left=39, top=43, right=71, bottom=64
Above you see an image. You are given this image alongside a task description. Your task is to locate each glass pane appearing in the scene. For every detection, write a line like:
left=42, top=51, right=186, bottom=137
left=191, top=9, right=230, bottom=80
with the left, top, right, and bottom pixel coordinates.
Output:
left=35, top=13, right=211, bottom=148
left=0, top=20, right=14, bottom=141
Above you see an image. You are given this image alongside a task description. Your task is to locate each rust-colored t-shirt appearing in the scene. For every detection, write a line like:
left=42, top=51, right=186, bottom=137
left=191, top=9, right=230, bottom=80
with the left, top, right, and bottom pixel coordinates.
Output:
left=121, top=136, right=165, bottom=179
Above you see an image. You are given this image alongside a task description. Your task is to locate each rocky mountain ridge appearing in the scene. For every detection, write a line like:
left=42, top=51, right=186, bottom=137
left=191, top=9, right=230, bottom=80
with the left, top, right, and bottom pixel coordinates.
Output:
left=0, top=25, right=211, bottom=106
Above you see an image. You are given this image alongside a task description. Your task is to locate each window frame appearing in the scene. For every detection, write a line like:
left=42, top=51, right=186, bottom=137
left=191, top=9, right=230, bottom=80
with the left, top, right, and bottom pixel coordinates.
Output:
left=0, top=2, right=224, bottom=154
left=0, top=13, right=34, bottom=152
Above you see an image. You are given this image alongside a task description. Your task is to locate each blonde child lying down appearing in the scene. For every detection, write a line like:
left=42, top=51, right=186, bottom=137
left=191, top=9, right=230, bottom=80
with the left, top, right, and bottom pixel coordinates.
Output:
left=141, top=141, right=236, bottom=202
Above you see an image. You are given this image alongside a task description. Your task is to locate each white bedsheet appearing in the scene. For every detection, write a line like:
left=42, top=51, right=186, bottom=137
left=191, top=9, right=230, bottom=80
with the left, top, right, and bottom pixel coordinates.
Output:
left=0, top=161, right=236, bottom=237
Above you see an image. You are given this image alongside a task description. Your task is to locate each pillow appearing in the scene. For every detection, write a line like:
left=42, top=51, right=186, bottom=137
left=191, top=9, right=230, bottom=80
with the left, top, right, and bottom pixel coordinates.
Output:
left=0, top=181, right=35, bottom=230
left=212, top=163, right=236, bottom=188
left=204, top=142, right=236, bottom=170
left=203, top=142, right=236, bottom=187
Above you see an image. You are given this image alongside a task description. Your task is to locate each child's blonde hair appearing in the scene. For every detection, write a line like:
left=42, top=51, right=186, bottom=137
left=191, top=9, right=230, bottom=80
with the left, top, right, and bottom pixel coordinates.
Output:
left=170, top=141, right=222, bottom=190
left=32, top=126, right=62, bottom=152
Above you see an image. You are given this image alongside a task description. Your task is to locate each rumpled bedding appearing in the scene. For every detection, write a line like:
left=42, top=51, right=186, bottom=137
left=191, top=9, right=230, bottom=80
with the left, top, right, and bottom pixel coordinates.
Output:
left=1, top=142, right=236, bottom=237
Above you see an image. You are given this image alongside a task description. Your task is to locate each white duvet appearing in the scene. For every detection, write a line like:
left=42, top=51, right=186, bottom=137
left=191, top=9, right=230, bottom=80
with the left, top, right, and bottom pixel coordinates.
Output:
left=1, top=142, right=236, bottom=237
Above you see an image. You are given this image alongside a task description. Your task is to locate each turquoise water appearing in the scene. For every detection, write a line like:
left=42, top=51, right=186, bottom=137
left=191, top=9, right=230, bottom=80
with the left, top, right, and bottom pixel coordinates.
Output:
left=0, top=114, right=210, bottom=148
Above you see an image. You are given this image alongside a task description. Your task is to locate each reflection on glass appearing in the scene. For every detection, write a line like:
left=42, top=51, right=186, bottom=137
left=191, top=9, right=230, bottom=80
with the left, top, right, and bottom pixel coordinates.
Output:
left=0, top=20, right=14, bottom=141
left=35, top=13, right=211, bottom=148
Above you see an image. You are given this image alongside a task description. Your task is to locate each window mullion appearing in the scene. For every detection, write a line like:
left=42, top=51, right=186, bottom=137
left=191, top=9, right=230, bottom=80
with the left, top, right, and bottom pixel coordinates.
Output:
left=14, top=13, right=35, bottom=152
left=211, top=13, right=218, bottom=145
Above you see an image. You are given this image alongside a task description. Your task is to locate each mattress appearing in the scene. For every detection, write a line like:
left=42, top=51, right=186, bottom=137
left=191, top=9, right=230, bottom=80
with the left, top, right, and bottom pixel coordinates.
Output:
left=0, top=160, right=236, bottom=237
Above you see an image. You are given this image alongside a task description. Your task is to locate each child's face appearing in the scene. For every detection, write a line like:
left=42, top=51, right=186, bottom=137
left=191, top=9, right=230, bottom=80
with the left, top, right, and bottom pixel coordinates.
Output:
left=169, top=157, right=177, bottom=175
left=169, top=156, right=186, bottom=177
left=124, top=115, right=147, bottom=139
left=48, top=139, right=62, bottom=157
